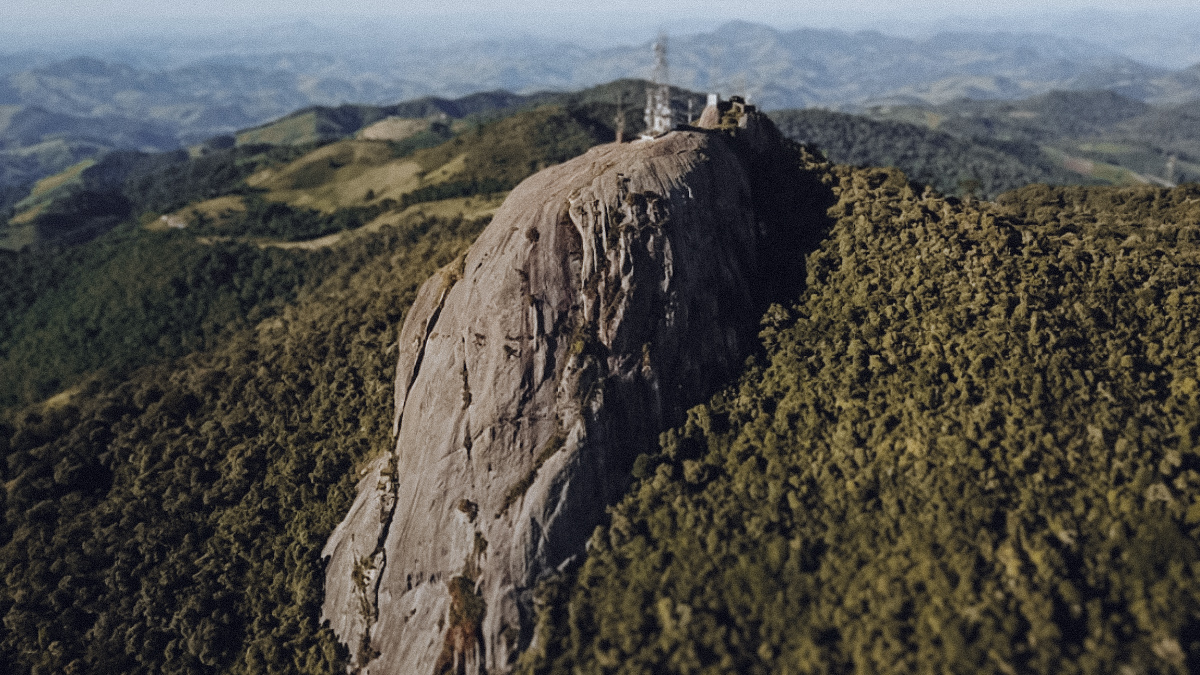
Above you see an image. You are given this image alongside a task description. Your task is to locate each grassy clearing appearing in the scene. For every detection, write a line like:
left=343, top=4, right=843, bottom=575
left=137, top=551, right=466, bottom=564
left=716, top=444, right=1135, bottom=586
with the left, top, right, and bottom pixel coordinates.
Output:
left=358, top=117, right=429, bottom=141
left=237, top=110, right=321, bottom=146
left=248, top=140, right=426, bottom=213
left=152, top=195, right=248, bottom=230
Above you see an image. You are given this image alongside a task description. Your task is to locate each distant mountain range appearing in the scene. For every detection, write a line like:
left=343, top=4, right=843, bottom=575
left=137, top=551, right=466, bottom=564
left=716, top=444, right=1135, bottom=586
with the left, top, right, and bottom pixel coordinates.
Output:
left=3, top=20, right=1200, bottom=199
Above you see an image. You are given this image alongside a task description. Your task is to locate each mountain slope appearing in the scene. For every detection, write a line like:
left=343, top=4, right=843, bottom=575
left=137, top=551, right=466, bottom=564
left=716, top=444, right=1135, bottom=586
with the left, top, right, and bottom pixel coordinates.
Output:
left=865, top=90, right=1200, bottom=187
left=321, top=109, right=825, bottom=674
left=770, top=108, right=1086, bottom=198
left=0, top=211, right=490, bottom=674
left=2, top=82, right=1200, bottom=675
left=520, top=170, right=1200, bottom=675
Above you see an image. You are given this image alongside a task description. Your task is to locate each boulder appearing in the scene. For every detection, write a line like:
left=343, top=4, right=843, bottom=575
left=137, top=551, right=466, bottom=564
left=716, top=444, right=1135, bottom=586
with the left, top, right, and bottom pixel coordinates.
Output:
left=322, top=110, right=825, bottom=674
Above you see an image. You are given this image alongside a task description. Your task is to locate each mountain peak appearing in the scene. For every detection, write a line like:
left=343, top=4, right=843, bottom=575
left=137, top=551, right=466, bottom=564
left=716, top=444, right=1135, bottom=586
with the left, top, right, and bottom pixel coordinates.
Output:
left=321, top=113, right=826, bottom=674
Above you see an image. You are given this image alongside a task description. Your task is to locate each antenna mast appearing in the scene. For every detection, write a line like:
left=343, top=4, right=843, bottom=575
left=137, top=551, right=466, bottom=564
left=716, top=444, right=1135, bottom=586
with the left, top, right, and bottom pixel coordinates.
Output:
left=643, top=33, right=674, bottom=137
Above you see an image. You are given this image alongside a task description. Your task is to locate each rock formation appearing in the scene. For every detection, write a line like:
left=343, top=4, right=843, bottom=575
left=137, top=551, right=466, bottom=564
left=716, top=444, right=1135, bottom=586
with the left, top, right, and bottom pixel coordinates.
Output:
left=321, top=105, right=826, bottom=674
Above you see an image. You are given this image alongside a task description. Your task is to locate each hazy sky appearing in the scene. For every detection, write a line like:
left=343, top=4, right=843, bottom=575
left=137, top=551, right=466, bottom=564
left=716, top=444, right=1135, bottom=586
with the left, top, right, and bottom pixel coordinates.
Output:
left=5, top=0, right=1196, bottom=25
left=5, top=0, right=1200, bottom=66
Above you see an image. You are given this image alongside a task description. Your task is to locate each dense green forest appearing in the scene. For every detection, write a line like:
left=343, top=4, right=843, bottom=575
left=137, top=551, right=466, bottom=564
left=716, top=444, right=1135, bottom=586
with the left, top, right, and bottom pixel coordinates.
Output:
left=770, top=109, right=1087, bottom=198
left=0, top=226, right=322, bottom=408
left=1, top=211, right=490, bottom=673
left=519, top=164, right=1200, bottom=674
left=863, top=90, right=1200, bottom=188
left=3, top=84, right=1200, bottom=674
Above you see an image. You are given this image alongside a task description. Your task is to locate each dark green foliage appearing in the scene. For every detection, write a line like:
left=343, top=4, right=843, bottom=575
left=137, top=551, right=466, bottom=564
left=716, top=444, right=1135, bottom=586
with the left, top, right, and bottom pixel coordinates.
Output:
left=0, top=212, right=490, bottom=674
left=0, top=225, right=314, bottom=409
left=414, top=105, right=607, bottom=188
left=11, top=144, right=312, bottom=248
left=770, top=108, right=1083, bottom=198
left=9, top=81, right=1200, bottom=675
left=122, top=144, right=310, bottom=216
left=32, top=189, right=132, bottom=245
left=239, top=92, right=557, bottom=146
left=208, top=195, right=392, bottom=241
left=0, top=182, right=28, bottom=217
left=944, top=90, right=1153, bottom=141
left=385, top=122, right=455, bottom=159
left=522, top=166, right=1200, bottom=674
left=865, top=91, right=1200, bottom=186
left=400, top=178, right=513, bottom=210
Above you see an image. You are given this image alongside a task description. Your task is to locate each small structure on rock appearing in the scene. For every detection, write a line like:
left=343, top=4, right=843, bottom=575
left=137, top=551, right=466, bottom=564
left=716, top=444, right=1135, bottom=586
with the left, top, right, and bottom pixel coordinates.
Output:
left=696, top=93, right=757, bottom=130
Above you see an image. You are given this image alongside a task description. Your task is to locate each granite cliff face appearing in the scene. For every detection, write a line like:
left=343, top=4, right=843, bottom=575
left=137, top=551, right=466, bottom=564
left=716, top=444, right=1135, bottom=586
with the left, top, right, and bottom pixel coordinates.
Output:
left=321, top=108, right=825, bottom=674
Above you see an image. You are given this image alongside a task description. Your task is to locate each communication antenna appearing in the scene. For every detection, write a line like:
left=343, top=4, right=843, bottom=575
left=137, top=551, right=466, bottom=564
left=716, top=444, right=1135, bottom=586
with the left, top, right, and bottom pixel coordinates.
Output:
left=643, top=33, right=674, bottom=137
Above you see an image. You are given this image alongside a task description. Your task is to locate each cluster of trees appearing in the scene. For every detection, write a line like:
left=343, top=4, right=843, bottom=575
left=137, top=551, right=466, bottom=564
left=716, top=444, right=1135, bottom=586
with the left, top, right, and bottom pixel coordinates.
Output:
left=519, top=163, right=1200, bottom=673
left=6, top=144, right=312, bottom=248
left=770, top=109, right=1085, bottom=198
left=0, top=98, right=616, bottom=675
left=10, top=102, right=613, bottom=250
left=120, top=144, right=308, bottom=216
left=412, top=105, right=607, bottom=188
left=861, top=91, right=1200, bottom=188
left=201, top=195, right=388, bottom=241
left=0, top=223, right=317, bottom=409
left=0, top=212, right=491, bottom=674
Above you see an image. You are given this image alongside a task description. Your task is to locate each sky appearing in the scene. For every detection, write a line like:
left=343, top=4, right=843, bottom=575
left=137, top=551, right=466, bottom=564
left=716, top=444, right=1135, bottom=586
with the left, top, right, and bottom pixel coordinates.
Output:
left=3, top=0, right=1195, bottom=20
left=2, top=0, right=1190, bottom=25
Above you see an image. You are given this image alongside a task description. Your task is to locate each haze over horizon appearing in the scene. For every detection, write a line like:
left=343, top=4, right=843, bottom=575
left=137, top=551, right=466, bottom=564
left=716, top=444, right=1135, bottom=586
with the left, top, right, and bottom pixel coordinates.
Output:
left=4, top=1, right=1200, bottom=68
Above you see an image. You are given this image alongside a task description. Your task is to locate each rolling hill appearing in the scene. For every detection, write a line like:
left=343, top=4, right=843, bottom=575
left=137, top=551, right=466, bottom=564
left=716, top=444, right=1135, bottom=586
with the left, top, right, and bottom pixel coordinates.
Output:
left=1, top=80, right=708, bottom=251
left=5, top=19, right=1200, bottom=205
left=770, top=108, right=1089, bottom=199
left=862, top=90, right=1200, bottom=188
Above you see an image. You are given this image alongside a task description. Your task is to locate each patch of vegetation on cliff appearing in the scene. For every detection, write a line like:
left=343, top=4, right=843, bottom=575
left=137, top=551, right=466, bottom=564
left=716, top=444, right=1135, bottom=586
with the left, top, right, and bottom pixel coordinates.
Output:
left=0, top=213, right=490, bottom=674
left=435, top=575, right=488, bottom=675
left=520, top=168, right=1200, bottom=674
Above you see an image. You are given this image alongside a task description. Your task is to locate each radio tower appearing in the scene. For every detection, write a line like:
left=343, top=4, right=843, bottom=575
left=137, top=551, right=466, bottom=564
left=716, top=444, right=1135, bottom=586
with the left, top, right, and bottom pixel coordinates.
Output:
left=643, top=33, right=673, bottom=137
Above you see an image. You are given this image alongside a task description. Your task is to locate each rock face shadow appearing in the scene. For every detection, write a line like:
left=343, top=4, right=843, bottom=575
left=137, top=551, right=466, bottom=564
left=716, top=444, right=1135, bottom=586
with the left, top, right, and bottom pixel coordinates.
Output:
left=320, top=107, right=837, bottom=675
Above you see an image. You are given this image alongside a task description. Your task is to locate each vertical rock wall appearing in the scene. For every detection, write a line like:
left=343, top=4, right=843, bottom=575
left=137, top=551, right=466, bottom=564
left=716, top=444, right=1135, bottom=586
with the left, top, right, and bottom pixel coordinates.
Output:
left=322, top=112, right=824, bottom=674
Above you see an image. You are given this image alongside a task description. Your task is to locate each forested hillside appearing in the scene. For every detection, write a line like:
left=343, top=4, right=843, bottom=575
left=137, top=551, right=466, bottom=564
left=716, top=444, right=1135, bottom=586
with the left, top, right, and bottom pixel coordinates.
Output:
left=865, top=90, right=1200, bottom=188
left=0, top=103, right=619, bottom=415
left=770, top=108, right=1086, bottom=198
left=0, top=97, right=630, bottom=671
left=0, top=85, right=659, bottom=250
left=0, top=211, right=489, bottom=673
left=520, top=164, right=1200, bottom=674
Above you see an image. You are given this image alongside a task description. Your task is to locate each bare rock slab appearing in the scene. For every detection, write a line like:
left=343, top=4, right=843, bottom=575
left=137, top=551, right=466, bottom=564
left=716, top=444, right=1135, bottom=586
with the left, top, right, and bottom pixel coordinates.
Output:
left=322, top=114, right=825, bottom=674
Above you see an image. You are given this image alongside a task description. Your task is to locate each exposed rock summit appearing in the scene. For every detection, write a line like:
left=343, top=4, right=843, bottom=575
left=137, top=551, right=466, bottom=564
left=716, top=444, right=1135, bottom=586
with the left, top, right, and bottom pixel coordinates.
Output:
left=321, top=107, right=826, bottom=673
